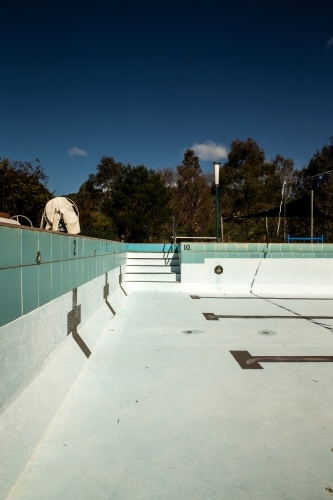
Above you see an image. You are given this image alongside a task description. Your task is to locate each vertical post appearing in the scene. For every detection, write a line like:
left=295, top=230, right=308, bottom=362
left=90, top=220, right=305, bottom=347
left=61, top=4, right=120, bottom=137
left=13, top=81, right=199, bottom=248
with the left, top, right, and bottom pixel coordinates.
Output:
left=310, top=190, right=313, bottom=240
left=213, top=162, right=221, bottom=243
left=266, top=217, right=269, bottom=245
left=172, top=215, right=176, bottom=247
left=221, top=216, right=223, bottom=243
left=283, top=191, right=286, bottom=242
left=215, top=184, right=219, bottom=242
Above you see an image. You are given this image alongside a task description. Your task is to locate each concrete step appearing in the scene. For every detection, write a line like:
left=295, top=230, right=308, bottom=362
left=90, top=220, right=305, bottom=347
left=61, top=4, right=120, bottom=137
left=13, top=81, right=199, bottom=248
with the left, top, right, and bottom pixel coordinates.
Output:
left=127, top=258, right=179, bottom=266
left=125, top=273, right=180, bottom=282
left=126, top=265, right=180, bottom=273
left=125, top=281, right=182, bottom=291
left=127, top=252, right=179, bottom=260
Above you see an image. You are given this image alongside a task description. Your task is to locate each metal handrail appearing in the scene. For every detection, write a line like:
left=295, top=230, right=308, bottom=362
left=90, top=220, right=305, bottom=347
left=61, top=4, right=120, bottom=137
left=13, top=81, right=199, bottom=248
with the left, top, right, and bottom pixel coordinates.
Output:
left=175, top=236, right=216, bottom=241
left=287, top=234, right=324, bottom=243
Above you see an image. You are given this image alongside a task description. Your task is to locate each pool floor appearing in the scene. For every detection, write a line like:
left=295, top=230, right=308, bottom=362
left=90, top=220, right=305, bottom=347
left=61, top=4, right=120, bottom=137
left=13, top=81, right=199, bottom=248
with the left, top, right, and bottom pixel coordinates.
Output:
left=8, top=292, right=333, bottom=499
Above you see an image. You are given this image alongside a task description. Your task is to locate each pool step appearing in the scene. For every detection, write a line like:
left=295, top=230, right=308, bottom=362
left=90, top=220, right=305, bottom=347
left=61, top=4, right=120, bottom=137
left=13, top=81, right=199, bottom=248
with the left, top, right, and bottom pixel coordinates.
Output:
left=125, top=252, right=181, bottom=283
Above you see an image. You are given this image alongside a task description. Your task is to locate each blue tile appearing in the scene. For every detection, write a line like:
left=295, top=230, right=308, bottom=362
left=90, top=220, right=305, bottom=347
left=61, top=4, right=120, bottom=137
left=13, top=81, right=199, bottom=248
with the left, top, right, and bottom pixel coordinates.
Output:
left=215, top=243, right=227, bottom=252
left=38, top=231, right=52, bottom=263
left=0, top=268, right=21, bottom=326
left=70, top=259, right=78, bottom=290
left=227, top=252, right=239, bottom=258
left=61, top=260, right=70, bottom=294
left=87, top=257, right=93, bottom=281
left=77, top=259, right=84, bottom=287
left=249, top=253, right=261, bottom=258
left=314, top=253, right=325, bottom=258
left=208, top=252, right=227, bottom=258
left=61, top=235, right=70, bottom=260
left=22, top=266, right=38, bottom=315
left=181, top=253, right=193, bottom=263
left=268, top=244, right=281, bottom=253
left=236, top=244, right=249, bottom=252
left=51, top=262, right=62, bottom=300
left=0, top=226, right=21, bottom=269
left=22, top=229, right=38, bottom=266
left=282, top=253, right=294, bottom=258
left=281, top=244, right=292, bottom=252
left=301, top=244, right=314, bottom=253
left=247, top=244, right=260, bottom=252
left=312, top=244, right=324, bottom=253
left=204, top=243, right=215, bottom=252
left=52, top=233, right=62, bottom=262
left=225, top=244, right=237, bottom=252
left=39, top=263, right=52, bottom=306
left=290, top=243, right=302, bottom=253
left=82, top=258, right=90, bottom=284
left=193, top=253, right=204, bottom=263
left=193, top=243, right=205, bottom=252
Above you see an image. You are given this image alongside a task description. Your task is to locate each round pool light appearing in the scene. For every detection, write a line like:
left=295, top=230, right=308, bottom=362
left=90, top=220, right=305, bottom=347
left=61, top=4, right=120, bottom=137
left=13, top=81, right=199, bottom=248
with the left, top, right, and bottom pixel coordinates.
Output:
left=214, top=265, right=223, bottom=274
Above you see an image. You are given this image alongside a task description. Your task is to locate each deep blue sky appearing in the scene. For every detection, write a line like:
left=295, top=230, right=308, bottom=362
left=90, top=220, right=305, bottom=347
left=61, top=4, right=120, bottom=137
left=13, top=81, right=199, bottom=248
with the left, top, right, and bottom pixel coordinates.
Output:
left=1, top=0, right=333, bottom=195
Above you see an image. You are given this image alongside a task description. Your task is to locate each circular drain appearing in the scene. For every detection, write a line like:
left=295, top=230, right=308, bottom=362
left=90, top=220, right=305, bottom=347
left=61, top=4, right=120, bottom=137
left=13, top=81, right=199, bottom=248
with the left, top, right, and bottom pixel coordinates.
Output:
left=258, top=329, right=276, bottom=336
left=182, top=330, right=204, bottom=335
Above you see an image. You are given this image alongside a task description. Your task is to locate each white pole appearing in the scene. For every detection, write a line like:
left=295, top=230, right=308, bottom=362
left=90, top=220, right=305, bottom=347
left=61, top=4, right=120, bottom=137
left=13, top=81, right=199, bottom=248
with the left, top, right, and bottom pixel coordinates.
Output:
left=310, top=190, right=313, bottom=239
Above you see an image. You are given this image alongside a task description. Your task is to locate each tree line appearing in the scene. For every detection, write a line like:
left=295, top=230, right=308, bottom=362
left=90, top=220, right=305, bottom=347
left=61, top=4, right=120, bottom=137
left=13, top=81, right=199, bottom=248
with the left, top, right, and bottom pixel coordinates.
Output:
left=1, top=136, right=333, bottom=242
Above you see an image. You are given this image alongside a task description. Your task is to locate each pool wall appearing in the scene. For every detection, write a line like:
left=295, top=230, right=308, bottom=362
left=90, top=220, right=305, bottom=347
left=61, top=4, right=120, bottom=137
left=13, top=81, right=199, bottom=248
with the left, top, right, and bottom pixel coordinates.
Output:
left=180, top=242, right=333, bottom=293
left=0, top=223, right=127, bottom=499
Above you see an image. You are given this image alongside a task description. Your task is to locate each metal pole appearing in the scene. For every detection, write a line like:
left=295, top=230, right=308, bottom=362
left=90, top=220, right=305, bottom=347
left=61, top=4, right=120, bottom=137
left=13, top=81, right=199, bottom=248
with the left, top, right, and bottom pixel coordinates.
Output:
left=215, top=184, right=219, bottom=242
left=283, top=191, right=286, bottom=242
left=172, top=215, right=177, bottom=247
left=266, top=217, right=269, bottom=245
left=221, top=216, right=223, bottom=243
left=310, top=190, right=313, bottom=240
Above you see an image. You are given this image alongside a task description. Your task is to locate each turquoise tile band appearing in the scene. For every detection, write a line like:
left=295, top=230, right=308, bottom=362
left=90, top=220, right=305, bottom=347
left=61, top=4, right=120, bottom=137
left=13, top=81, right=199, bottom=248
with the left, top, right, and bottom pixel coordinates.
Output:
left=0, top=225, right=126, bottom=328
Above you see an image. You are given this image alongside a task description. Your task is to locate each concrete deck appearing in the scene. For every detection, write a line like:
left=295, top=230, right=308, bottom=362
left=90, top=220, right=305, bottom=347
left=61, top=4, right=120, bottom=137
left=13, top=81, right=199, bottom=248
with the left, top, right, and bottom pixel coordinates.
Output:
left=8, top=292, right=333, bottom=499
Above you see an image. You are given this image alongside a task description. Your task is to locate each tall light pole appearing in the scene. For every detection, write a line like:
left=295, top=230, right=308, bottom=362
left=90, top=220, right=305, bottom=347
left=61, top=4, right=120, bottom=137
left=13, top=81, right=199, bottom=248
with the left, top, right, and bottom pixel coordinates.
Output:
left=213, top=162, right=221, bottom=242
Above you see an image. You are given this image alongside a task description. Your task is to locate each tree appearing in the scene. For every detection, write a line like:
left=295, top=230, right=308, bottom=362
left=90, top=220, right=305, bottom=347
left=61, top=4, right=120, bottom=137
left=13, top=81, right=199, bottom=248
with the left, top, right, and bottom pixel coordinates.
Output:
left=219, top=138, right=294, bottom=241
left=169, top=149, right=214, bottom=235
left=0, top=158, right=52, bottom=227
left=102, top=164, right=171, bottom=242
left=289, top=137, right=333, bottom=239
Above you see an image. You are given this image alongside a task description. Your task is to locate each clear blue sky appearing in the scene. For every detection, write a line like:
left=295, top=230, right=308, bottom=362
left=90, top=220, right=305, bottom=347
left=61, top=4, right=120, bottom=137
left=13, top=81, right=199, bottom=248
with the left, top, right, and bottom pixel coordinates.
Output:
left=1, top=0, right=333, bottom=195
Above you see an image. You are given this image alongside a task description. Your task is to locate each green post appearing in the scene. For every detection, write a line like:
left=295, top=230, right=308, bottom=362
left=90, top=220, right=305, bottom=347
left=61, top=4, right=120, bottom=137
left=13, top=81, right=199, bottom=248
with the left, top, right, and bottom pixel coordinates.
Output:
left=215, top=184, right=219, bottom=242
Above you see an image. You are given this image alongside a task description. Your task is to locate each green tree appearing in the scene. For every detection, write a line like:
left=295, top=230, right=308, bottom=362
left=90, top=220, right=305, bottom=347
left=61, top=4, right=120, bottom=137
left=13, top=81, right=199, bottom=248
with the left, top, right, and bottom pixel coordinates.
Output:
left=289, top=137, right=333, bottom=240
left=219, top=138, right=294, bottom=241
left=102, top=164, right=171, bottom=242
left=170, top=149, right=214, bottom=235
left=0, top=158, right=52, bottom=226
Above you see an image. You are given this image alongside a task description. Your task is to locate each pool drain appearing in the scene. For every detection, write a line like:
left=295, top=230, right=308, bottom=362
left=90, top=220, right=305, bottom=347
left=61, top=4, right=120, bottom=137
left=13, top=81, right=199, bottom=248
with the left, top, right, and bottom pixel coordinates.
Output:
left=258, top=330, right=276, bottom=336
left=182, top=330, right=204, bottom=335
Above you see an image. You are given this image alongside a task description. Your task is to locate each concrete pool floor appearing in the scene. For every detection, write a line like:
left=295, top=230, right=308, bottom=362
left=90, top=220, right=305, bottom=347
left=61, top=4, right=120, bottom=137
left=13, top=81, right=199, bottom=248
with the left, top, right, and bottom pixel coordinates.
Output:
left=8, top=291, right=333, bottom=499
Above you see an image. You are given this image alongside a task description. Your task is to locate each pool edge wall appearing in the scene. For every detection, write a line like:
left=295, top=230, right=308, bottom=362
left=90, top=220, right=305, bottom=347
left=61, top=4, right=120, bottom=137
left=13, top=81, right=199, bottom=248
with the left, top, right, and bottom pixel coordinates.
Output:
left=0, top=224, right=128, bottom=500
left=179, top=242, right=333, bottom=294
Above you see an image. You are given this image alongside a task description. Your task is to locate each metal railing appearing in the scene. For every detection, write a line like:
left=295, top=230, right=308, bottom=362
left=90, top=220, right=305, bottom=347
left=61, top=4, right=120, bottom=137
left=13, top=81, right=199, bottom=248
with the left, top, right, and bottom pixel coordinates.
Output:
left=287, top=234, right=324, bottom=243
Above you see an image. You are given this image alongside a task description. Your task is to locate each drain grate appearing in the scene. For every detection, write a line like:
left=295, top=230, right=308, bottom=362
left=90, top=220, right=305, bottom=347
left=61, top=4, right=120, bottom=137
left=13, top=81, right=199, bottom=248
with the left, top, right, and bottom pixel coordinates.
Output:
left=258, top=330, right=276, bottom=336
left=182, top=330, right=204, bottom=335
